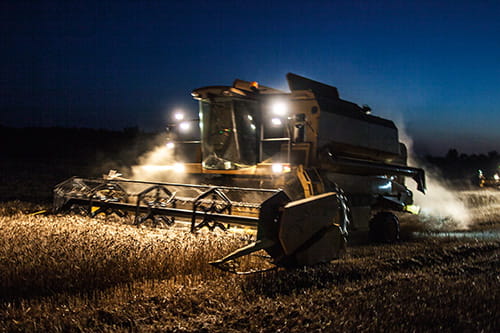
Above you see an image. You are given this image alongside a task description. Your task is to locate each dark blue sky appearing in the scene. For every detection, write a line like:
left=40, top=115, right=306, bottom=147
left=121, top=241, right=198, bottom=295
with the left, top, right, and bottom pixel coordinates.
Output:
left=1, top=0, right=499, bottom=155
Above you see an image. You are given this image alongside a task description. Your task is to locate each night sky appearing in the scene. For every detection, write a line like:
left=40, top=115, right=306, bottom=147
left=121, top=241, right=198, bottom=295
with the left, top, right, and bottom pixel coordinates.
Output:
left=1, top=0, right=499, bottom=155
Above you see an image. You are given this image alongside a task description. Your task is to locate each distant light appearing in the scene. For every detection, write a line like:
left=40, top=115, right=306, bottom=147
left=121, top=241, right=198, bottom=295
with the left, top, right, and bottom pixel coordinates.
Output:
left=179, top=121, right=191, bottom=132
left=271, top=101, right=288, bottom=116
left=166, top=142, right=175, bottom=149
left=247, top=115, right=253, bottom=121
left=494, top=174, right=499, bottom=181
left=250, top=124, right=256, bottom=131
left=174, top=111, right=185, bottom=121
left=271, top=118, right=282, bottom=126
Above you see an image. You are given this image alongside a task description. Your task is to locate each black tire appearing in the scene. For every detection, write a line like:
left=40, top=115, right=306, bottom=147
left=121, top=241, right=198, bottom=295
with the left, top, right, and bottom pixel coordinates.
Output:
left=369, top=212, right=400, bottom=243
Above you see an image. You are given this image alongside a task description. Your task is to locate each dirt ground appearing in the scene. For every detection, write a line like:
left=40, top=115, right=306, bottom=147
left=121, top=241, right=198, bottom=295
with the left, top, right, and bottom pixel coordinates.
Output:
left=0, top=140, right=499, bottom=331
left=0, top=188, right=498, bottom=332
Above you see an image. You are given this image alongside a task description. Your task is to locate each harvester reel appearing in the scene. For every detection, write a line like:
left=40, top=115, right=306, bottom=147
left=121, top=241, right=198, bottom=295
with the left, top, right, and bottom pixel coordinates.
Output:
left=134, top=185, right=177, bottom=227
left=53, top=177, right=93, bottom=213
left=89, top=183, right=129, bottom=218
left=191, top=187, right=232, bottom=232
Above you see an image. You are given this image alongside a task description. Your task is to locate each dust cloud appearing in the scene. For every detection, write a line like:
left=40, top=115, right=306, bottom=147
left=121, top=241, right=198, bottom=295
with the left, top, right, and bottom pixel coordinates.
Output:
left=126, top=141, right=188, bottom=183
left=398, top=125, right=471, bottom=230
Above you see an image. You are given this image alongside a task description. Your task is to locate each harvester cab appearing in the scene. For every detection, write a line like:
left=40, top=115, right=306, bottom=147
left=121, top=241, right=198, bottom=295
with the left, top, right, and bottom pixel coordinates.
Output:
left=54, top=73, right=426, bottom=273
left=174, top=73, right=425, bottom=224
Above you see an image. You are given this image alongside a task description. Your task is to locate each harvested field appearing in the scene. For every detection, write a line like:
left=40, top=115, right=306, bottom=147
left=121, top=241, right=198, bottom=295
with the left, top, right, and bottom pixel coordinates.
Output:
left=0, top=134, right=499, bottom=332
left=0, top=190, right=499, bottom=332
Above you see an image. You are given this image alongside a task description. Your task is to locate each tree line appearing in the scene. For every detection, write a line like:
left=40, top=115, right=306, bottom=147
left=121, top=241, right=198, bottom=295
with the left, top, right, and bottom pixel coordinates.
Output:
left=424, top=149, right=500, bottom=181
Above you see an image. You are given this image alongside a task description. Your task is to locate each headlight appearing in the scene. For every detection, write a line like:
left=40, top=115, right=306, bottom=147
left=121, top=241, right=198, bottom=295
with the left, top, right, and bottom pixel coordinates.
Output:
left=174, top=111, right=185, bottom=121
left=272, top=163, right=284, bottom=173
left=272, top=163, right=290, bottom=173
left=179, top=121, right=191, bottom=132
left=271, top=101, right=288, bottom=116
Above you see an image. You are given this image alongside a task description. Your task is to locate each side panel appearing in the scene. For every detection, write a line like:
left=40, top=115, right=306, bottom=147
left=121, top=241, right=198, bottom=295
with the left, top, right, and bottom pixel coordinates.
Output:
left=318, top=111, right=400, bottom=160
left=278, top=192, right=345, bottom=265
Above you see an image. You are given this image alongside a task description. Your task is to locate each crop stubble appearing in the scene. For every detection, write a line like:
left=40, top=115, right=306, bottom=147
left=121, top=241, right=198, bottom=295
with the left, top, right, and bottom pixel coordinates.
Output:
left=0, top=193, right=499, bottom=332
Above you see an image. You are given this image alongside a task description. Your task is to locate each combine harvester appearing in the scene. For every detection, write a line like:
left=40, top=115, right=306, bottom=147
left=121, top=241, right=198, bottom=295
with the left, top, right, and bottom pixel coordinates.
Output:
left=54, top=73, right=426, bottom=273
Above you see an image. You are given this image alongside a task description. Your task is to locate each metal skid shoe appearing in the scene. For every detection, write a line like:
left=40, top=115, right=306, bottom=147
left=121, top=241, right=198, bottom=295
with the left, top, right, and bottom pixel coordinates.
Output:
left=210, top=191, right=347, bottom=274
left=134, top=185, right=177, bottom=227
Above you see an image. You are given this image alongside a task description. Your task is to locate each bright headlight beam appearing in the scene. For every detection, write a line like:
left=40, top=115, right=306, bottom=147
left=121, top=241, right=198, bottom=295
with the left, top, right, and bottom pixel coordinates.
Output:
left=179, top=121, right=191, bottom=132
left=271, top=101, right=288, bottom=116
left=174, top=111, right=185, bottom=121
left=272, top=163, right=284, bottom=173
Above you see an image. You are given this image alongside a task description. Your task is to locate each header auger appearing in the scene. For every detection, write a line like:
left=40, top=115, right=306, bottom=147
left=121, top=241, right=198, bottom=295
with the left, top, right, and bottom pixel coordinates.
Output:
left=54, top=73, right=425, bottom=273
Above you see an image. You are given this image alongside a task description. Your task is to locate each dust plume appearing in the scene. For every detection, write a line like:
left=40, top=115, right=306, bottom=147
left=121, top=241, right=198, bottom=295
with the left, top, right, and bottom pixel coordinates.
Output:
left=398, top=125, right=471, bottom=230
left=126, top=139, right=189, bottom=184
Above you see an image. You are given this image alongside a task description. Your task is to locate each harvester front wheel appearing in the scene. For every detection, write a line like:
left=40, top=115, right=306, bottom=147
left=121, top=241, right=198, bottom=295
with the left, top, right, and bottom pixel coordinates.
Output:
left=369, top=212, right=400, bottom=243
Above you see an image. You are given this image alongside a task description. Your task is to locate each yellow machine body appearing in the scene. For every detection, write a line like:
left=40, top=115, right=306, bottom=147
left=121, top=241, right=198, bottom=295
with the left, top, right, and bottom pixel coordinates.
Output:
left=55, top=73, right=425, bottom=272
